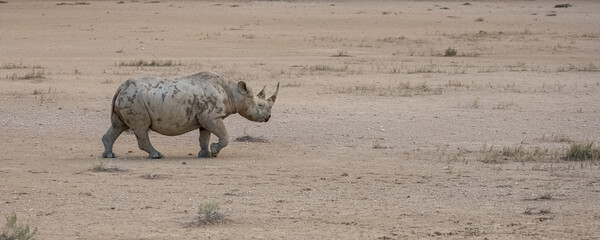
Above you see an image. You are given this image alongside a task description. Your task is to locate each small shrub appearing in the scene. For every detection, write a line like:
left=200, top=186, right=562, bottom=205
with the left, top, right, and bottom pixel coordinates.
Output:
left=309, top=64, right=332, bottom=71
left=90, top=161, right=124, bottom=172
left=140, top=173, right=170, bottom=180
left=1, top=213, right=37, bottom=240
left=475, top=18, right=484, bottom=22
left=305, top=64, right=349, bottom=72
left=116, top=59, right=181, bottom=67
left=9, top=70, right=45, bottom=80
left=565, top=142, right=600, bottom=161
left=377, top=36, right=406, bottom=43
left=192, top=201, right=227, bottom=226
left=56, top=2, right=89, bottom=5
left=372, top=139, right=387, bottom=149
left=331, top=50, right=351, bottom=57
left=0, top=63, right=41, bottom=69
left=582, top=63, right=597, bottom=72
left=554, top=3, right=572, bottom=8
left=235, top=135, right=268, bottom=143
left=480, top=145, right=561, bottom=163
left=235, top=129, right=268, bottom=143
left=444, top=47, right=457, bottom=57
left=471, top=97, right=481, bottom=108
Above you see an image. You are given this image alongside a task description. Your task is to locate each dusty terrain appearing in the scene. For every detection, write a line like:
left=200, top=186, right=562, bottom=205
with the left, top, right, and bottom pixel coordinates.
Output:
left=1, top=0, right=600, bottom=239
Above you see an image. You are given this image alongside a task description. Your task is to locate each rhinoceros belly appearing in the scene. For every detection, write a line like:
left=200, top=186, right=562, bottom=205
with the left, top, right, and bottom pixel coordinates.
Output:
left=142, top=83, right=204, bottom=136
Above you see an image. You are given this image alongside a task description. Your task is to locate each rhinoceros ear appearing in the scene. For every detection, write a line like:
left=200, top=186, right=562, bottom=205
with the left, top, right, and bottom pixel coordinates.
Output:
left=237, top=81, right=252, bottom=96
left=257, top=85, right=266, bottom=99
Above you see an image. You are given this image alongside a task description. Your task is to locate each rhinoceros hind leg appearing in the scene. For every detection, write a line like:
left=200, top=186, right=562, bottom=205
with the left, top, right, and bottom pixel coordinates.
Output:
left=198, top=129, right=212, bottom=158
left=102, top=125, right=129, bottom=158
left=133, top=128, right=163, bottom=159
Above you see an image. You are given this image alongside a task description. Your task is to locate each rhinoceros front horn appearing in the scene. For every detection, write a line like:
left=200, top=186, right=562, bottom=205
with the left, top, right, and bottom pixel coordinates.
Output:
left=268, top=82, right=279, bottom=103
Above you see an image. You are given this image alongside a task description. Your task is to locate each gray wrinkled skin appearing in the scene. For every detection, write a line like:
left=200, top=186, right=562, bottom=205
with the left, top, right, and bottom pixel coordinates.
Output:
left=102, top=71, right=279, bottom=159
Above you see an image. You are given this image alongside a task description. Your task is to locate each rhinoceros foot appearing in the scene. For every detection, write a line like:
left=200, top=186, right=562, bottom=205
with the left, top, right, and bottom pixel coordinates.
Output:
left=210, top=143, right=222, bottom=158
left=198, top=150, right=211, bottom=158
left=102, top=151, right=116, bottom=158
left=148, top=152, right=164, bottom=159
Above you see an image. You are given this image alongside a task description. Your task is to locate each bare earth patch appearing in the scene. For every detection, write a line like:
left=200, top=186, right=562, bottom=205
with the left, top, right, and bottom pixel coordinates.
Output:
left=1, top=0, right=599, bottom=239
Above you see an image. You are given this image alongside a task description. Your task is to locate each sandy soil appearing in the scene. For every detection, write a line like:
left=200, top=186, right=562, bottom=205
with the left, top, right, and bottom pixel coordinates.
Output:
left=1, top=0, right=600, bottom=239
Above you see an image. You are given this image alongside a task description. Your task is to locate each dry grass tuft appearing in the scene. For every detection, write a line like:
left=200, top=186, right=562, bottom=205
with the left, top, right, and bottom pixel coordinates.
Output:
left=331, top=50, right=351, bottom=57
left=444, top=47, right=457, bottom=57
left=331, top=81, right=442, bottom=97
left=235, top=130, right=268, bottom=143
left=557, top=63, right=597, bottom=72
left=372, top=139, right=388, bottom=149
left=140, top=173, right=171, bottom=180
left=480, top=145, right=562, bottom=163
left=116, top=59, right=181, bottom=67
left=554, top=3, right=572, bottom=8
left=0, top=63, right=42, bottom=69
left=525, top=193, right=554, bottom=201
left=90, top=161, right=125, bottom=172
left=1, top=213, right=37, bottom=240
left=6, top=70, right=45, bottom=80
left=565, top=142, right=600, bottom=161
left=56, top=2, right=89, bottom=5
left=189, top=201, right=228, bottom=226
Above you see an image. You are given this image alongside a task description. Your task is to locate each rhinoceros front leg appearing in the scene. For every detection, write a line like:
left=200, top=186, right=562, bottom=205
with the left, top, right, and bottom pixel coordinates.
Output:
left=200, top=118, right=229, bottom=158
left=102, top=124, right=129, bottom=158
left=133, top=128, right=164, bottom=159
left=198, top=128, right=211, bottom=158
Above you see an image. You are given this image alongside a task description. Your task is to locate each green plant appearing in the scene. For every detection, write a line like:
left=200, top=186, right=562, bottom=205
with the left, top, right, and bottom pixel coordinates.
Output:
left=1, top=213, right=37, bottom=240
left=192, top=201, right=226, bottom=226
left=475, top=18, right=484, bottom=22
left=565, top=142, right=600, bottom=161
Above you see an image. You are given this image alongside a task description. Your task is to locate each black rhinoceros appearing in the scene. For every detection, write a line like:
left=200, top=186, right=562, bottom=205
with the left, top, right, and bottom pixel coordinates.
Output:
left=101, top=71, right=279, bottom=158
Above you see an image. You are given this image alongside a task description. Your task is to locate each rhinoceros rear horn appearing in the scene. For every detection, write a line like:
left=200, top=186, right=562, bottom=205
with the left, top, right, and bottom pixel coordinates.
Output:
left=257, top=85, right=266, bottom=99
left=268, top=82, right=279, bottom=103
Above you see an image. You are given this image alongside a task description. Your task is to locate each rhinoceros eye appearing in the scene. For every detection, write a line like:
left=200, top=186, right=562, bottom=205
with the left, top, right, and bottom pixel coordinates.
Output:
left=258, top=104, right=265, bottom=108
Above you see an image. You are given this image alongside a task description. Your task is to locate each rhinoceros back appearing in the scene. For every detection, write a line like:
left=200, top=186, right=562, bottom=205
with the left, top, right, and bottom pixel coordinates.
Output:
left=113, top=75, right=228, bottom=136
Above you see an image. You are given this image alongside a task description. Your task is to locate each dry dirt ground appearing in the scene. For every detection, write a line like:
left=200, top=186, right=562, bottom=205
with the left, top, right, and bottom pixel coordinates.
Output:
left=1, top=0, right=600, bottom=239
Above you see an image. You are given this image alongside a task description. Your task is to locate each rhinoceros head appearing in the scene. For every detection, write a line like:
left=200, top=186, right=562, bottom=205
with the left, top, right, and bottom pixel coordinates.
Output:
left=237, top=81, right=279, bottom=122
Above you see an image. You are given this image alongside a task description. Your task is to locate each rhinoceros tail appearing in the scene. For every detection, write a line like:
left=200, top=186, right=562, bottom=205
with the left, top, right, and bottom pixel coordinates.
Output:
left=109, top=81, right=128, bottom=127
